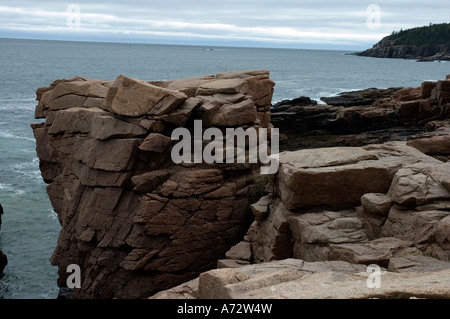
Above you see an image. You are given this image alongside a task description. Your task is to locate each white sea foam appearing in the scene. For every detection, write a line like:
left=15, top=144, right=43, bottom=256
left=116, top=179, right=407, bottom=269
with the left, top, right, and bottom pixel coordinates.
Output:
left=0, top=98, right=36, bottom=102
left=10, top=158, right=42, bottom=183
left=48, top=209, right=58, bottom=221
left=12, top=189, right=25, bottom=197
left=0, top=182, right=11, bottom=190
left=0, top=130, right=35, bottom=142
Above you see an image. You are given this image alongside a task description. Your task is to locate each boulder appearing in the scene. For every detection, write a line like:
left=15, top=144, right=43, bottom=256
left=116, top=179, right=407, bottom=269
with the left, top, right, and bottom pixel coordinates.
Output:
left=381, top=205, right=450, bottom=255
left=387, top=163, right=450, bottom=206
left=361, top=193, right=392, bottom=216
left=248, top=201, right=293, bottom=262
left=328, top=237, right=413, bottom=267
left=421, top=81, right=437, bottom=99
left=289, top=211, right=368, bottom=245
left=139, top=133, right=172, bottom=152
left=250, top=195, right=273, bottom=222
left=225, top=241, right=252, bottom=261
left=103, top=75, right=188, bottom=117
left=277, top=146, right=405, bottom=210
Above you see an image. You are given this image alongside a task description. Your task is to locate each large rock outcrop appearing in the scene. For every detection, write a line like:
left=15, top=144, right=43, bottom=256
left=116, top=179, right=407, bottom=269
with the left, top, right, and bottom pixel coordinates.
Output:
left=33, top=71, right=450, bottom=299
left=152, top=140, right=450, bottom=299
left=31, top=70, right=275, bottom=299
left=244, top=142, right=450, bottom=265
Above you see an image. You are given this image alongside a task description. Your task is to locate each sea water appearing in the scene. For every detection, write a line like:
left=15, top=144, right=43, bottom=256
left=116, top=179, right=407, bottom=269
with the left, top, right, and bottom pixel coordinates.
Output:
left=0, top=37, right=448, bottom=299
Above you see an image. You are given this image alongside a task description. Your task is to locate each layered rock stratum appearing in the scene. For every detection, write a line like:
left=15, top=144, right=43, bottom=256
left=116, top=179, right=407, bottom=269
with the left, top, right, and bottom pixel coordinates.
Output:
left=32, top=71, right=450, bottom=299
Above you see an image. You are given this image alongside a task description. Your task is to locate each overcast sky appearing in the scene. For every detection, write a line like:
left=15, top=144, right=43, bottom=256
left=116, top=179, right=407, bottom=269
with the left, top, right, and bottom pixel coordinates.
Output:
left=0, top=1, right=448, bottom=49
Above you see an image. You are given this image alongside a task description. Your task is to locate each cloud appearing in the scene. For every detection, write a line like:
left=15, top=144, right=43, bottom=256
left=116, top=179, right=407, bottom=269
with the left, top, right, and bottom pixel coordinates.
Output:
left=0, top=1, right=448, bottom=49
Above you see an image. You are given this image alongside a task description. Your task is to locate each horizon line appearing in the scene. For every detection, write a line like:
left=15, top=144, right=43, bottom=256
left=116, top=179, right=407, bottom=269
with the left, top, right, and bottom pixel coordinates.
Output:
left=0, top=35, right=368, bottom=52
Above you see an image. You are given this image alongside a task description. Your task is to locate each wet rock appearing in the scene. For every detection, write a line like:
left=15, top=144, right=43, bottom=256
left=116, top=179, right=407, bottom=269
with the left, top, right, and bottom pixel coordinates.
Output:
left=320, top=87, right=403, bottom=107
left=0, top=203, right=6, bottom=277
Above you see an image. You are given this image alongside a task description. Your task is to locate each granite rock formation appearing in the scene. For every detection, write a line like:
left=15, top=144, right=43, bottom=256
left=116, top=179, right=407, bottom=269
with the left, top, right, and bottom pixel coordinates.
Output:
left=152, top=75, right=450, bottom=298
left=33, top=71, right=450, bottom=299
left=355, top=36, right=450, bottom=61
left=151, top=257, right=450, bottom=299
left=31, top=70, right=275, bottom=298
left=152, top=141, right=450, bottom=299
left=272, top=77, right=450, bottom=151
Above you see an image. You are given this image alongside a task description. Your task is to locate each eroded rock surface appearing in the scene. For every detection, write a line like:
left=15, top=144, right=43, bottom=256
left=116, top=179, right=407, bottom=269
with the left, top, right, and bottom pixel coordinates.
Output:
left=32, top=70, right=275, bottom=298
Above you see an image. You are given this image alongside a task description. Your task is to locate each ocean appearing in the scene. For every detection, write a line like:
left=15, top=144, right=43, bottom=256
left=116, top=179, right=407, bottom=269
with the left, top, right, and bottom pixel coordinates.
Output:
left=0, top=37, right=448, bottom=299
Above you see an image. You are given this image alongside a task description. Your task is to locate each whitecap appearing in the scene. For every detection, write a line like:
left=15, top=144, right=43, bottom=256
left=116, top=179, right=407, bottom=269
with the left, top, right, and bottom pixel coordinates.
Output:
left=0, top=98, right=36, bottom=102
left=0, top=182, right=11, bottom=190
left=0, top=131, right=35, bottom=142
left=47, top=209, right=58, bottom=221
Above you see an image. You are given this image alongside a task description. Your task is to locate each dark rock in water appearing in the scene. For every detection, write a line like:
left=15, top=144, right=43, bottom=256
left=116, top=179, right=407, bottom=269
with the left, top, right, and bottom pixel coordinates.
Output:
left=0, top=251, right=6, bottom=278
left=0, top=203, right=6, bottom=277
left=320, top=87, right=403, bottom=107
left=272, top=96, right=317, bottom=112
left=270, top=85, right=442, bottom=152
left=57, top=287, right=74, bottom=299
left=0, top=203, right=3, bottom=232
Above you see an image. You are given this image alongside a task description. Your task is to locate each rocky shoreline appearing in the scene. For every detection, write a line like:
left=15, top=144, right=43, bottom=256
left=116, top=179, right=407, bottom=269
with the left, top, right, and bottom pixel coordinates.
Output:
left=354, top=33, right=450, bottom=62
left=272, top=79, right=450, bottom=153
left=31, top=71, right=450, bottom=299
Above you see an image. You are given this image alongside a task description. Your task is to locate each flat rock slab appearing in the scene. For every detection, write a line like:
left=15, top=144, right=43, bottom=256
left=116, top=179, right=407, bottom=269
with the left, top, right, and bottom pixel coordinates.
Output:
left=388, top=255, right=450, bottom=273
left=328, top=237, right=413, bottom=266
left=150, top=258, right=450, bottom=299
left=104, top=75, right=187, bottom=117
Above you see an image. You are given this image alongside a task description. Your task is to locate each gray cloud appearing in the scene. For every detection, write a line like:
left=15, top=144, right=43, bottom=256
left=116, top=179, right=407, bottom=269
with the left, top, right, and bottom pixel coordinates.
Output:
left=0, top=0, right=448, bottom=49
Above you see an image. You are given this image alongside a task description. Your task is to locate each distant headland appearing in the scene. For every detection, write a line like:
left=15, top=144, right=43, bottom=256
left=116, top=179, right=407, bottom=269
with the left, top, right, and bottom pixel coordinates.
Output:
left=355, top=23, right=450, bottom=62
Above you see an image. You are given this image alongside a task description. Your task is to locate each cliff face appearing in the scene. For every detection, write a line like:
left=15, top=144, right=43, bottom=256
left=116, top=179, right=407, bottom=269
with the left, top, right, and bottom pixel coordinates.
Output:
left=31, top=70, right=275, bottom=298
left=356, top=36, right=450, bottom=61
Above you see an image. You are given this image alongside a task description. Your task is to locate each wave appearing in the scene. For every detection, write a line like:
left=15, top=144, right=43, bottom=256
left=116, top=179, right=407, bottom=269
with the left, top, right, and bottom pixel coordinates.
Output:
left=10, top=158, right=43, bottom=184
left=48, top=209, right=58, bottom=221
left=0, top=182, right=10, bottom=190
left=0, top=98, right=36, bottom=102
left=0, top=131, right=35, bottom=142
left=0, top=182, right=26, bottom=197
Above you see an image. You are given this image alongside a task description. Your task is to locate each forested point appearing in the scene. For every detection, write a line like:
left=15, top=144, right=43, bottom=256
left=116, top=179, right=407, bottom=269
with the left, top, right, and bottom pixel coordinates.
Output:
left=388, top=23, right=450, bottom=46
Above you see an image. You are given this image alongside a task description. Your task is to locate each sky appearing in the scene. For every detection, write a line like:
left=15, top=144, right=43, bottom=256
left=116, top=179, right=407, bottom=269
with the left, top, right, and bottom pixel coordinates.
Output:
left=0, top=0, right=448, bottom=50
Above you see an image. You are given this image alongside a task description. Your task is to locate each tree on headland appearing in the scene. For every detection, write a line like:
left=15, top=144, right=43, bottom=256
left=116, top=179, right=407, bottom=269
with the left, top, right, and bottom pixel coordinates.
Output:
left=388, top=23, right=450, bottom=46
